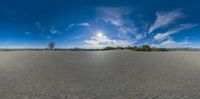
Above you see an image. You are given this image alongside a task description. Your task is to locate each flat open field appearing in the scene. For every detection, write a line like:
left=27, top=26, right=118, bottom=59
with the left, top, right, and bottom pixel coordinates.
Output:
left=0, top=51, right=200, bottom=99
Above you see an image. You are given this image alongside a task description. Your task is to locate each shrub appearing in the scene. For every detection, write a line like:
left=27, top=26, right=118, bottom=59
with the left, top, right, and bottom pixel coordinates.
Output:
left=103, top=47, right=116, bottom=50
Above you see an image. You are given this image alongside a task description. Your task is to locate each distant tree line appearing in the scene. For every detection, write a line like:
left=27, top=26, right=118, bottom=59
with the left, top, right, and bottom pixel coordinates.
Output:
left=46, top=42, right=167, bottom=51
left=103, top=45, right=168, bottom=51
left=4, top=42, right=197, bottom=52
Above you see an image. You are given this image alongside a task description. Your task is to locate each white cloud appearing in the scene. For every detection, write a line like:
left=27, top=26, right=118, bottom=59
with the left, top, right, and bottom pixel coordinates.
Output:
left=97, top=7, right=145, bottom=40
left=161, top=39, right=191, bottom=48
left=118, top=27, right=136, bottom=35
left=97, top=7, right=131, bottom=26
left=77, top=23, right=91, bottom=27
left=149, top=10, right=183, bottom=33
left=160, top=39, right=176, bottom=48
left=179, top=40, right=190, bottom=45
left=154, top=33, right=169, bottom=41
left=151, top=39, right=191, bottom=48
left=49, top=26, right=62, bottom=35
left=68, top=23, right=75, bottom=29
left=67, top=23, right=91, bottom=30
left=135, top=34, right=144, bottom=40
left=154, top=24, right=197, bottom=41
left=83, top=32, right=132, bottom=49
left=50, top=27, right=58, bottom=34
left=118, top=26, right=145, bottom=40
left=25, top=32, right=31, bottom=35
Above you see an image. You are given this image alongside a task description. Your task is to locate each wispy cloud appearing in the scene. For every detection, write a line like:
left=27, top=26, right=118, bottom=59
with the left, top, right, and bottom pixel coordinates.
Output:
left=50, top=26, right=62, bottom=35
left=25, top=32, right=31, bottom=35
left=97, top=7, right=144, bottom=40
left=154, top=24, right=197, bottom=40
left=83, top=32, right=131, bottom=49
left=67, top=22, right=91, bottom=30
left=160, top=39, right=190, bottom=48
left=150, top=38, right=191, bottom=48
left=46, top=35, right=52, bottom=39
left=97, top=7, right=131, bottom=26
left=68, top=23, right=75, bottom=29
left=35, top=22, right=41, bottom=29
left=34, top=22, right=62, bottom=37
left=117, top=27, right=143, bottom=40
left=160, top=39, right=176, bottom=47
left=149, top=10, right=183, bottom=33
left=77, top=23, right=91, bottom=27
left=35, top=22, right=46, bottom=32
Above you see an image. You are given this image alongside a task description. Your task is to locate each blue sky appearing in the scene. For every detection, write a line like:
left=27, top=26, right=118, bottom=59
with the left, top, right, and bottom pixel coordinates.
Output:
left=0, top=0, right=200, bottom=48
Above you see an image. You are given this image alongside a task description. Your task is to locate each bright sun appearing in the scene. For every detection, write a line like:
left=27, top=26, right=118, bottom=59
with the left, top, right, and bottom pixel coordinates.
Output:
left=96, top=31, right=104, bottom=38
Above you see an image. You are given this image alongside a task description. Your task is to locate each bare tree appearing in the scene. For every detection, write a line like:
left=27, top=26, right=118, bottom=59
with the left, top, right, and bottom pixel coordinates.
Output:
left=48, top=42, right=55, bottom=50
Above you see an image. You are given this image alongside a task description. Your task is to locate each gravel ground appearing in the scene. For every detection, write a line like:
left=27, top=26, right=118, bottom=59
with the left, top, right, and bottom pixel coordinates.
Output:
left=0, top=50, right=200, bottom=99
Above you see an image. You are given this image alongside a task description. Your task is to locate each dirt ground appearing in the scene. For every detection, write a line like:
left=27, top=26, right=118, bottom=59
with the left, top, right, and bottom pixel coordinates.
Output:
left=0, top=50, right=200, bottom=99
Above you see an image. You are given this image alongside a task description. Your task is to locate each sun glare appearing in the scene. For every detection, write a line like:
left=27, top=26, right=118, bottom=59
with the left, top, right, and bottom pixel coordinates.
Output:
left=96, top=31, right=104, bottom=38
